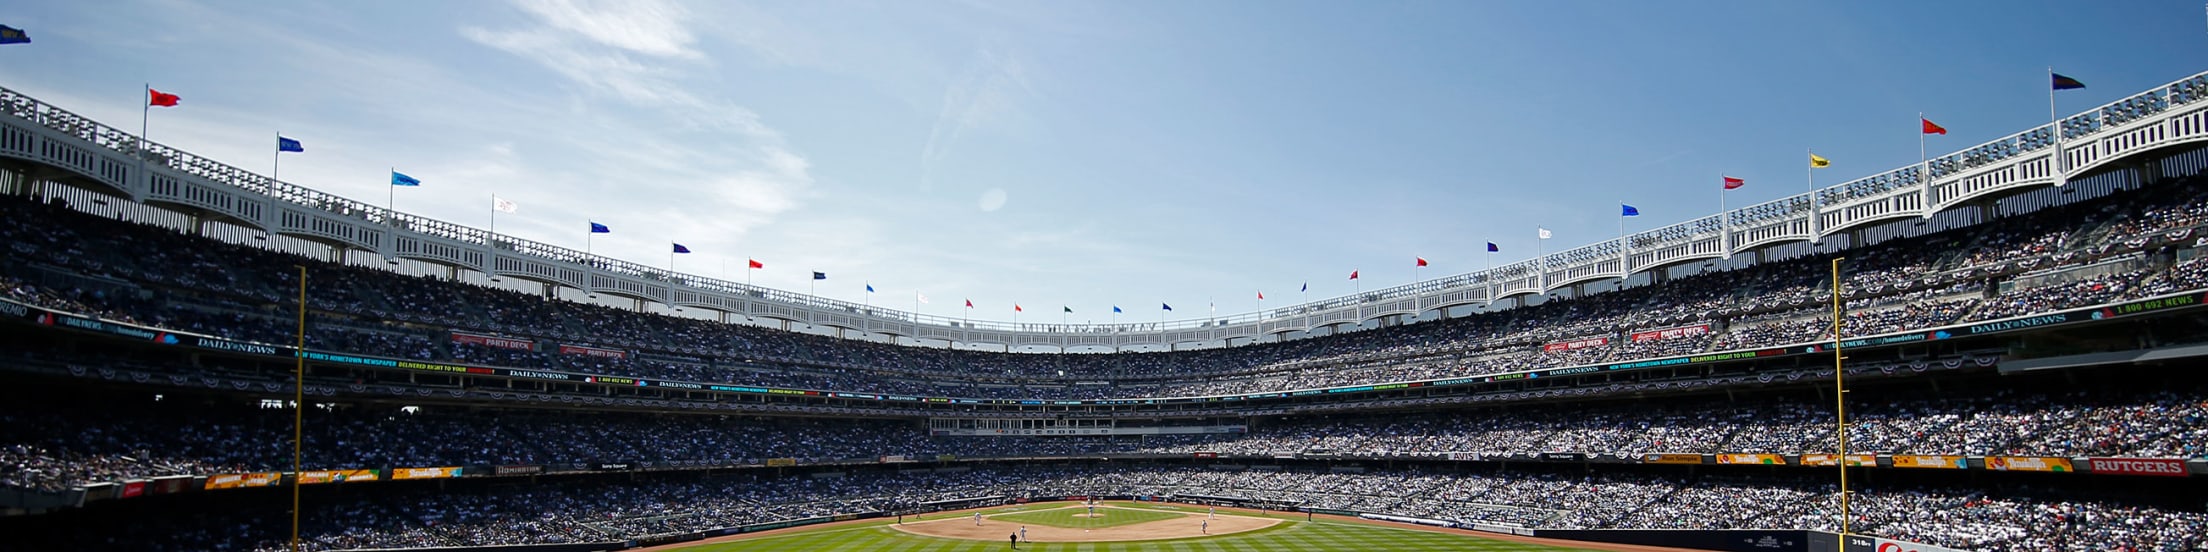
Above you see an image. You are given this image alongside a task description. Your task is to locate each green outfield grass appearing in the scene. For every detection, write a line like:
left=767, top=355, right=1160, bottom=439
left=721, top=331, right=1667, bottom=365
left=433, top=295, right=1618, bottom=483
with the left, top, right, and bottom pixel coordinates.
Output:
left=992, top=506, right=1183, bottom=529
left=671, top=502, right=1602, bottom=552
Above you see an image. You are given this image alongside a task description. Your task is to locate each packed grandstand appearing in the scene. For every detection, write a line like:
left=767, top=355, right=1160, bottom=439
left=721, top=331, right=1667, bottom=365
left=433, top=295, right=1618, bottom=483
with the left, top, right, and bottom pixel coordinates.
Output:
left=6, top=64, right=2208, bottom=552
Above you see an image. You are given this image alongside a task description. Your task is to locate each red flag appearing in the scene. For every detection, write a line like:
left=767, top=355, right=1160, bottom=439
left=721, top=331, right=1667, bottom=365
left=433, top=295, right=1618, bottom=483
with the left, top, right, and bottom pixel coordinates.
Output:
left=965, top=299, right=973, bottom=308
left=1921, top=118, right=1947, bottom=135
left=1257, top=290, right=1265, bottom=300
left=147, top=89, right=180, bottom=107
left=1349, top=270, right=1359, bottom=280
left=747, top=259, right=764, bottom=269
left=1723, top=176, right=1745, bottom=190
left=1014, top=304, right=1023, bottom=313
left=1416, top=257, right=1428, bottom=267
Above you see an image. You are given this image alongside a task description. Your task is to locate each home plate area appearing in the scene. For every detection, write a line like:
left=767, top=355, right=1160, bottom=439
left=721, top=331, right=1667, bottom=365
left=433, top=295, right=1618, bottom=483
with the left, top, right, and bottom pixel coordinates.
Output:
left=893, top=504, right=1279, bottom=542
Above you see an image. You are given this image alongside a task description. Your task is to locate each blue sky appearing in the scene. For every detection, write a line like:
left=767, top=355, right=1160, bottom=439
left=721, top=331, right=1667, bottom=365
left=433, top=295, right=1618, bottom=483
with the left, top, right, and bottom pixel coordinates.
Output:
left=3, top=0, right=2206, bottom=324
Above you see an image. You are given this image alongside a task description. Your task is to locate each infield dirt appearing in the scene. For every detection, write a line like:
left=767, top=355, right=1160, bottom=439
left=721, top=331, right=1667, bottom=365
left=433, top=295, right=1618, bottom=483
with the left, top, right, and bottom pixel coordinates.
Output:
left=892, top=505, right=1278, bottom=542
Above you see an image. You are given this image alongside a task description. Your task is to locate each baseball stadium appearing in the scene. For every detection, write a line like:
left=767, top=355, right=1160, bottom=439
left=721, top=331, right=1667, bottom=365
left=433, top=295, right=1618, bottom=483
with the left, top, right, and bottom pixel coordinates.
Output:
left=3, top=3, right=2208, bottom=552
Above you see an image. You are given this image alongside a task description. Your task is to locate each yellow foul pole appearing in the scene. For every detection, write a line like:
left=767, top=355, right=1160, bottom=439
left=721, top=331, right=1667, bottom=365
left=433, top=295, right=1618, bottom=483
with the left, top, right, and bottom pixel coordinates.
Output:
left=292, top=265, right=306, bottom=552
left=1831, top=257, right=1849, bottom=546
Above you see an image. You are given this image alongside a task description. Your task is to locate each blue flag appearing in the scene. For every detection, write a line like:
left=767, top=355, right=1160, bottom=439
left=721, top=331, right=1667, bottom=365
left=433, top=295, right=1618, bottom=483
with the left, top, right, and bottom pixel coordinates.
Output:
left=672, top=243, right=692, bottom=254
left=390, top=171, right=421, bottom=187
left=1487, top=242, right=1500, bottom=252
left=589, top=222, right=611, bottom=233
left=1112, top=306, right=1122, bottom=313
left=1622, top=204, right=1640, bottom=217
left=813, top=271, right=827, bottom=280
left=0, top=25, right=28, bottom=45
left=1161, top=303, right=1172, bottom=311
left=1300, top=282, right=1308, bottom=292
left=866, top=284, right=875, bottom=293
left=2052, top=73, right=2086, bottom=91
left=277, top=136, right=303, bottom=153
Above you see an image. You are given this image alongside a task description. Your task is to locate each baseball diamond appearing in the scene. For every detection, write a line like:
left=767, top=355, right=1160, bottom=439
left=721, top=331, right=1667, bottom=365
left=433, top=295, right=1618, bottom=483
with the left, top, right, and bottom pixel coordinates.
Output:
left=652, top=502, right=1652, bottom=552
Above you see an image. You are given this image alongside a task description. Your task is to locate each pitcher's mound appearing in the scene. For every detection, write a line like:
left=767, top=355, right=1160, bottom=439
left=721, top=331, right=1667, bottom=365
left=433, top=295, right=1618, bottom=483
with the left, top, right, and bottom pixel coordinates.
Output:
left=894, top=509, right=1277, bottom=542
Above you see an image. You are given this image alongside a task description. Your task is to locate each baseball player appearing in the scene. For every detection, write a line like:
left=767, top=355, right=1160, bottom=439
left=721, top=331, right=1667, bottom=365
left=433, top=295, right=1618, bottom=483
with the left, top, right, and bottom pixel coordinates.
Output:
left=1202, top=519, right=1210, bottom=534
left=975, top=512, right=983, bottom=526
left=1209, top=506, right=1216, bottom=519
left=1020, top=525, right=1028, bottom=542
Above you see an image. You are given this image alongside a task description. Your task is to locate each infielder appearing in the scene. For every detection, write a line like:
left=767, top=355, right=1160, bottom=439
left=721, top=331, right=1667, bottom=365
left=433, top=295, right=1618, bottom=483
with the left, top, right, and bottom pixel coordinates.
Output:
left=974, top=512, right=983, bottom=526
left=1202, top=519, right=1209, bottom=534
left=1209, top=506, right=1216, bottom=519
left=1020, top=525, right=1028, bottom=541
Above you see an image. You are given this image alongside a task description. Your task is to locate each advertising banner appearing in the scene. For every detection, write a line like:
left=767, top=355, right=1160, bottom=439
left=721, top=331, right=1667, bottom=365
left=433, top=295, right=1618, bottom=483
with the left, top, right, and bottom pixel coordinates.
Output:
left=1642, top=453, right=1705, bottom=465
left=121, top=481, right=145, bottom=498
left=204, top=472, right=282, bottom=490
left=494, top=465, right=544, bottom=475
left=390, top=466, right=463, bottom=480
left=589, top=462, right=635, bottom=471
left=765, top=458, right=798, bottom=467
left=1630, top=324, right=1711, bottom=342
left=2085, top=457, right=2189, bottom=477
left=1797, top=454, right=1876, bottom=467
left=1715, top=454, right=1784, bottom=465
left=298, top=469, right=380, bottom=484
left=1985, top=456, right=2073, bottom=472
left=1542, top=337, right=1610, bottom=352
left=450, top=332, right=534, bottom=351
left=1844, top=535, right=1973, bottom=552
left=1890, top=455, right=1968, bottom=469
left=559, top=344, right=629, bottom=359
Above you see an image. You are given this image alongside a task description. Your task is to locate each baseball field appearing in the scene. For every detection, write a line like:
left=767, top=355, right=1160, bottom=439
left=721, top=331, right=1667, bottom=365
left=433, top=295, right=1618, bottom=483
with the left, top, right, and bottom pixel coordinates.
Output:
left=651, top=502, right=1649, bottom=552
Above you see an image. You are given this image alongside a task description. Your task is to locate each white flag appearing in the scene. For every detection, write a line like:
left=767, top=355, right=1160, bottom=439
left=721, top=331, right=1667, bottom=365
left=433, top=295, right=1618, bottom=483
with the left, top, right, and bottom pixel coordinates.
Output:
left=493, top=196, right=517, bottom=213
left=1538, top=227, right=1552, bottom=240
left=917, top=292, right=930, bottom=304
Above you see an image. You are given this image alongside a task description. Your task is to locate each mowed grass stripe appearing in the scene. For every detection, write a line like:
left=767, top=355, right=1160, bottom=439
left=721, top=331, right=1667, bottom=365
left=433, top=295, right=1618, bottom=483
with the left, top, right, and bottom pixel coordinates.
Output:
left=681, top=517, right=1599, bottom=551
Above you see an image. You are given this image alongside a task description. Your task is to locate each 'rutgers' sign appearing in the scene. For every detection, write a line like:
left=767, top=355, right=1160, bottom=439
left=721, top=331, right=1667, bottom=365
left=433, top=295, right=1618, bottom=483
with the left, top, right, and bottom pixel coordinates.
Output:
left=2086, top=457, right=2189, bottom=477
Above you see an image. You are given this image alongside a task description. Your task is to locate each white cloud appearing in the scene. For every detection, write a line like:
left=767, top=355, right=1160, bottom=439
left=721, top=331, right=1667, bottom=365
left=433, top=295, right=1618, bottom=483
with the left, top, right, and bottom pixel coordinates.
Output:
left=511, top=0, right=702, bottom=60
left=920, top=47, right=1038, bottom=189
left=458, top=0, right=815, bottom=257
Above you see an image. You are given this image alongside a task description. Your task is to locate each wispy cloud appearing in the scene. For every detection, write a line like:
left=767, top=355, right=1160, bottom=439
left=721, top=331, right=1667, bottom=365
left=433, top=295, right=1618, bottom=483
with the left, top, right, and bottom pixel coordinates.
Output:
left=919, top=46, right=1037, bottom=190
left=460, top=0, right=814, bottom=254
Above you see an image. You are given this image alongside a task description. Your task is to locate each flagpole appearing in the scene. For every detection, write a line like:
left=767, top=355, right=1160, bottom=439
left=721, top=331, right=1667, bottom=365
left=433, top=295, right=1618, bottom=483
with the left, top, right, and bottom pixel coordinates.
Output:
left=2049, top=67, right=2066, bottom=186
left=1919, top=113, right=1930, bottom=193
left=139, top=85, right=150, bottom=199
left=1537, top=229, right=1549, bottom=290
left=1806, top=149, right=1817, bottom=242
left=388, top=166, right=397, bottom=226
left=272, top=132, right=283, bottom=185
left=1720, top=175, right=1731, bottom=258
left=1484, top=247, right=1494, bottom=306
left=586, top=227, right=593, bottom=257
left=489, top=195, right=499, bottom=237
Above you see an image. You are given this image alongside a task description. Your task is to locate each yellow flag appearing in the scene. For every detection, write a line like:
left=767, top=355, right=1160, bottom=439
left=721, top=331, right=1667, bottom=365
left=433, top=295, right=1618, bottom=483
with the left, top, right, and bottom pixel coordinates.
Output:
left=1809, top=153, right=1831, bottom=168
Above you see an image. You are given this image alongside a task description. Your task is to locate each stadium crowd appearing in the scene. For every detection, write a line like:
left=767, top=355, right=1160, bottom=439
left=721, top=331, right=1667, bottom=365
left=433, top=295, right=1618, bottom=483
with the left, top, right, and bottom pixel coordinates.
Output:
left=6, top=380, right=2204, bottom=494
left=5, top=175, right=2208, bottom=405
